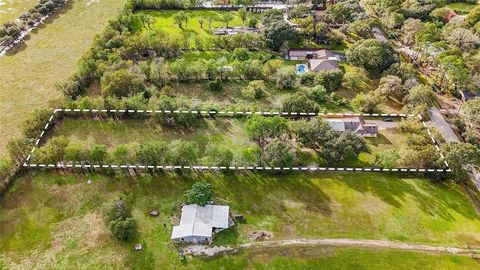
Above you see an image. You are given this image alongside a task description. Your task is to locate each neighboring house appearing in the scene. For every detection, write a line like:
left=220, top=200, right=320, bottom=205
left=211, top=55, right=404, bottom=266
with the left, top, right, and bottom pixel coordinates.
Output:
left=286, top=49, right=342, bottom=72
left=326, top=117, right=378, bottom=137
left=171, top=204, right=231, bottom=244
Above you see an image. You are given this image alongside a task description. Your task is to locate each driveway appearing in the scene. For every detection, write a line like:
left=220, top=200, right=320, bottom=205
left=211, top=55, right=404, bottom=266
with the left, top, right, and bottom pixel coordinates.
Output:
left=427, top=108, right=460, bottom=143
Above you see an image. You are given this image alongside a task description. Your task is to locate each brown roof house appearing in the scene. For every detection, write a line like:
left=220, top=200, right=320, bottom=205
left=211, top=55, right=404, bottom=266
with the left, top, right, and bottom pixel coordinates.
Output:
left=287, top=49, right=341, bottom=73
left=326, top=117, right=378, bottom=137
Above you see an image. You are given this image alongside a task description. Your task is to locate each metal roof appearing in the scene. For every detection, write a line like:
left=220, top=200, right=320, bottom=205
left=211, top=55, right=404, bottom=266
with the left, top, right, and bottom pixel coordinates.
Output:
left=171, top=204, right=230, bottom=240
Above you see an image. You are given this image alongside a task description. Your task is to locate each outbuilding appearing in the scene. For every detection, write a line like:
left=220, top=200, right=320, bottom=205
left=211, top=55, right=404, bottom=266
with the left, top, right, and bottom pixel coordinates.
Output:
left=171, top=204, right=231, bottom=244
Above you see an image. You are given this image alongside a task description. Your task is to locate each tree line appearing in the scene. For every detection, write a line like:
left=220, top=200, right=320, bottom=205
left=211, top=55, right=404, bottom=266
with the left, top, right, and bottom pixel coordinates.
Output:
left=0, top=0, right=65, bottom=46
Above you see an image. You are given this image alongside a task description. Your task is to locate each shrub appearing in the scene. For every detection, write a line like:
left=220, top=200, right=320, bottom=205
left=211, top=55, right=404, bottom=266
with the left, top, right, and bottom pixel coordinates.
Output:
left=208, top=79, right=223, bottom=92
left=274, top=66, right=298, bottom=90
left=307, top=85, right=328, bottom=104
left=109, top=217, right=137, bottom=241
left=262, top=139, right=300, bottom=167
left=242, top=80, right=266, bottom=99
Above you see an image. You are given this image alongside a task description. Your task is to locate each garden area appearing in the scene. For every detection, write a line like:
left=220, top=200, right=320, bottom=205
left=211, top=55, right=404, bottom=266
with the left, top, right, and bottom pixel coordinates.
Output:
left=0, top=171, right=479, bottom=269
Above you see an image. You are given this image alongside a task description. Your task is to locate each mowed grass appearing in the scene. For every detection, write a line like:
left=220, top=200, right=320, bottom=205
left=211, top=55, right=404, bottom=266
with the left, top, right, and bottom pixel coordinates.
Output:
left=0, top=0, right=126, bottom=154
left=142, top=10, right=256, bottom=40
left=0, top=171, right=479, bottom=269
left=0, top=0, right=37, bottom=24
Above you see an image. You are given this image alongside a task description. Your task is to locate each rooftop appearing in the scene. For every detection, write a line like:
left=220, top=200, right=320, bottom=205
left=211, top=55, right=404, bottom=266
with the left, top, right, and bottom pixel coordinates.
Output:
left=171, top=204, right=230, bottom=239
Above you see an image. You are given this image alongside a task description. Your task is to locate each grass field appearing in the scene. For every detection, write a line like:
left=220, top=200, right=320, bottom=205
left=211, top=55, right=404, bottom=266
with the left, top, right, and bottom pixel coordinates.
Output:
left=0, top=0, right=37, bottom=24
left=0, top=171, right=479, bottom=269
left=446, top=2, right=478, bottom=13
left=0, top=0, right=126, bottom=155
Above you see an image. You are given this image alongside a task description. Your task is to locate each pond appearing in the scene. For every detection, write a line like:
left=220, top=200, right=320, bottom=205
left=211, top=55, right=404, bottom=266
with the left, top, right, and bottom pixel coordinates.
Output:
left=0, top=0, right=37, bottom=24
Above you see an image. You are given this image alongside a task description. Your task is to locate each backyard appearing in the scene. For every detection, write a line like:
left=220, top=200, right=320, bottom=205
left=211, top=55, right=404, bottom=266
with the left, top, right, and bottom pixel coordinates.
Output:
left=0, top=171, right=479, bottom=269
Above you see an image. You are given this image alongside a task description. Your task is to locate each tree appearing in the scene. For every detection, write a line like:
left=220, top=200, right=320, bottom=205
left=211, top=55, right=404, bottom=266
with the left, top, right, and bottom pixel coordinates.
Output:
left=101, top=69, right=145, bottom=98
left=221, top=13, right=234, bottom=28
left=442, top=142, right=480, bottom=180
left=374, top=150, right=400, bottom=169
left=445, top=28, right=480, bottom=51
left=462, top=98, right=480, bottom=146
left=274, top=66, right=297, bottom=90
left=184, top=181, right=213, bottom=206
left=204, top=145, right=233, bottom=167
left=198, top=17, right=204, bottom=29
left=342, top=68, right=371, bottom=92
left=314, top=70, right=344, bottom=92
left=238, top=8, right=249, bottom=25
left=326, top=2, right=350, bottom=23
left=167, top=140, right=198, bottom=165
left=465, top=5, right=480, bottom=27
left=294, top=118, right=334, bottom=151
left=35, top=136, right=69, bottom=164
left=136, top=140, right=168, bottom=165
left=403, top=84, right=434, bottom=110
left=346, top=39, right=397, bottom=73
left=383, top=62, right=416, bottom=82
left=173, top=11, right=187, bottom=28
left=242, top=80, right=266, bottom=99
left=208, top=79, right=223, bottom=92
left=22, top=109, right=51, bottom=139
left=248, top=17, right=258, bottom=29
left=64, top=140, right=88, bottom=162
left=400, top=18, right=423, bottom=45
left=262, top=139, right=300, bottom=167
left=263, top=21, right=300, bottom=51
left=322, top=131, right=369, bottom=162
left=245, top=115, right=289, bottom=147
left=351, top=92, right=383, bottom=113
left=307, top=85, right=328, bottom=103
left=109, top=218, right=137, bottom=241
left=375, top=75, right=405, bottom=101
left=89, top=144, right=108, bottom=163
left=282, top=93, right=319, bottom=113
left=106, top=198, right=137, bottom=241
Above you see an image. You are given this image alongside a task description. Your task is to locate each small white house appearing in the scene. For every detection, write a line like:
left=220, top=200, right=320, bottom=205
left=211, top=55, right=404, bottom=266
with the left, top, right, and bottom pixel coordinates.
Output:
left=171, top=204, right=230, bottom=244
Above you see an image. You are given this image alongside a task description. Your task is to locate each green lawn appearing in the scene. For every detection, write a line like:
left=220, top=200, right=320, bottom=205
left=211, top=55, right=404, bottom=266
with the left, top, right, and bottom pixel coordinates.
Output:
left=0, top=0, right=126, bottom=154
left=141, top=10, right=258, bottom=45
left=446, top=2, right=478, bottom=13
left=0, top=171, right=479, bottom=268
left=0, top=0, right=38, bottom=24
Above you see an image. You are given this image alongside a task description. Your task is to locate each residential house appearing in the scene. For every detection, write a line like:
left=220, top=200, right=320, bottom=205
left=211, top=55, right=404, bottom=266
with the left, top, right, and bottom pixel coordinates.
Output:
left=286, top=49, right=342, bottom=72
left=171, top=204, right=231, bottom=244
left=326, top=117, right=378, bottom=137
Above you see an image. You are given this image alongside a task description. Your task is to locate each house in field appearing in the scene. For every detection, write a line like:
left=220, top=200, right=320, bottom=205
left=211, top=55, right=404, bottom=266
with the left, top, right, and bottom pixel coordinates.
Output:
left=171, top=204, right=231, bottom=244
left=326, top=117, right=378, bottom=137
left=286, top=49, right=342, bottom=72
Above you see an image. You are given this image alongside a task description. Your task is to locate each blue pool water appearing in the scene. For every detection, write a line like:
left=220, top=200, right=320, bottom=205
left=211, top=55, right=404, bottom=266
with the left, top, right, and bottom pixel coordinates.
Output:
left=297, top=65, right=306, bottom=74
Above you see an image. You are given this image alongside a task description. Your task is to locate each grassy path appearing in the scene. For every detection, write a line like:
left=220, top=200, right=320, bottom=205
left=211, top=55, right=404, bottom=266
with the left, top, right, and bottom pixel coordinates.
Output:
left=0, top=0, right=126, bottom=154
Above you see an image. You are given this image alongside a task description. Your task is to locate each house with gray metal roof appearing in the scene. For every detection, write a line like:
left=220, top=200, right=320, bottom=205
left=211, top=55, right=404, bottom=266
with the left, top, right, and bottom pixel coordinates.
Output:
left=171, top=204, right=231, bottom=244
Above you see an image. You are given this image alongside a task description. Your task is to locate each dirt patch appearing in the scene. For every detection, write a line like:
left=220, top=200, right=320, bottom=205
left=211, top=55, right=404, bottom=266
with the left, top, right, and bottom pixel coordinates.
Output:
left=250, top=231, right=274, bottom=241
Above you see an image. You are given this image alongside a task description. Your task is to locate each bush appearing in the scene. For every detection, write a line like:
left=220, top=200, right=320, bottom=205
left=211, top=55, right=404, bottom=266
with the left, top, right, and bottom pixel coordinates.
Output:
left=109, top=217, right=137, bottom=241
left=105, top=198, right=137, bottom=241
left=101, top=68, right=146, bottom=97
left=204, top=145, right=234, bottom=167
left=208, top=79, right=223, bottom=92
left=242, top=80, right=266, bottom=99
left=184, top=181, right=213, bottom=206
left=307, top=85, right=328, bottom=104
left=274, top=66, right=297, bottom=90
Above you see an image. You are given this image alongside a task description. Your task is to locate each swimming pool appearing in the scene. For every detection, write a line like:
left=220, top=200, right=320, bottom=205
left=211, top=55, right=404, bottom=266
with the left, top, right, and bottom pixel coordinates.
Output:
left=297, top=64, right=307, bottom=74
